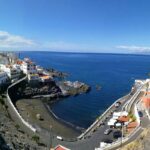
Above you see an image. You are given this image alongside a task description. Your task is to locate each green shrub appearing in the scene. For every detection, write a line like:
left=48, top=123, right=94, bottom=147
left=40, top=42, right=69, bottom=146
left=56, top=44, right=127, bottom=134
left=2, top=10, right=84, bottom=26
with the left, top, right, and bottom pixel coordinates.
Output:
left=32, top=135, right=40, bottom=143
left=15, top=124, right=20, bottom=130
left=0, top=97, right=5, bottom=105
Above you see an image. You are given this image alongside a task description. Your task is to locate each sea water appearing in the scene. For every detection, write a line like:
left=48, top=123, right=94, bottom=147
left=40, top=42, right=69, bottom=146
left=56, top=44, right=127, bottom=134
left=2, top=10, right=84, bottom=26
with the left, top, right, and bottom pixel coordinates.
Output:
left=20, top=52, right=150, bottom=128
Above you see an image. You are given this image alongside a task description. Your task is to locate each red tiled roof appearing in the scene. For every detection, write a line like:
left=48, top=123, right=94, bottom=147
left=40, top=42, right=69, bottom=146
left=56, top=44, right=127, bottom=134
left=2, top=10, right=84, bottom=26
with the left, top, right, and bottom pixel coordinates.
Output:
left=54, top=145, right=69, bottom=150
left=144, top=91, right=150, bottom=95
left=55, top=146, right=65, bottom=150
left=17, top=60, right=23, bottom=64
left=117, top=116, right=129, bottom=122
left=127, top=122, right=138, bottom=128
left=127, top=128, right=134, bottom=133
left=142, top=96, right=150, bottom=108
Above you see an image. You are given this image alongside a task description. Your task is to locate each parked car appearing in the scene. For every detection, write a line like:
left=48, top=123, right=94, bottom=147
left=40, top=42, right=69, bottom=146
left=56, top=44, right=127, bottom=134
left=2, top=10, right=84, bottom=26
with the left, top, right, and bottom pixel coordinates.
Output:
left=102, top=139, right=113, bottom=143
left=92, top=128, right=96, bottom=132
left=138, top=111, right=143, bottom=117
left=99, top=122, right=105, bottom=126
left=104, top=129, right=112, bottom=135
left=113, top=131, right=122, bottom=139
left=56, top=136, right=63, bottom=141
left=115, top=102, right=121, bottom=108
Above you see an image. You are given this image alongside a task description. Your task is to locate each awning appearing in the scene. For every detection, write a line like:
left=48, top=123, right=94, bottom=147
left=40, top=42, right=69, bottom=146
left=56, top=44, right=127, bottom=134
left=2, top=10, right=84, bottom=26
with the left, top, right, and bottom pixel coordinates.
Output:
left=108, top=121, right=115, bottom=126
left=112, top=116, right=119, bottom=119
left=113, top=111, right=128, bottom=117
left=113, top=112, right=122, bottom=117
left=115, top=123, right=122, bottom=127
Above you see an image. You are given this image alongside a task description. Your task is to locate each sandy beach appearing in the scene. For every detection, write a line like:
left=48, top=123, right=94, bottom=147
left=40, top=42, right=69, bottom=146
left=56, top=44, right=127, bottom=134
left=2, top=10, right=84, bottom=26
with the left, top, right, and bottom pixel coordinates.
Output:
left=16, top=98, right=81, bottom=139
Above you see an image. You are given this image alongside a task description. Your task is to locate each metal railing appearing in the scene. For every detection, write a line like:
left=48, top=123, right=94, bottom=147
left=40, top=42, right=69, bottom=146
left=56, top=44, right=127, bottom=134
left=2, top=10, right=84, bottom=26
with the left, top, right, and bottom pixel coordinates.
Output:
left=95, top=86, right=145, bottom=150
left=78, top=94, right=130, bottom=139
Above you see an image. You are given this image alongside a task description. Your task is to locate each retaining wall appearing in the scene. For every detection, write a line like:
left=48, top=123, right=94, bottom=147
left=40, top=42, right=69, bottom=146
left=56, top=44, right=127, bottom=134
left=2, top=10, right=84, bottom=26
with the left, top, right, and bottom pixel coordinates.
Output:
left=6, top=76, right=36, bottom=133
left=134, top=104, right=141, bottom=125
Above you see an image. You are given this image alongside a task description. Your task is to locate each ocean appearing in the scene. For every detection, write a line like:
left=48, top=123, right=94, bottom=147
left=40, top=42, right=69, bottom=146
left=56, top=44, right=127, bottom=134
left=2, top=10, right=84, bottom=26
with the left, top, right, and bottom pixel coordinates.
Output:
left=20, top=52, right=150, bottom=128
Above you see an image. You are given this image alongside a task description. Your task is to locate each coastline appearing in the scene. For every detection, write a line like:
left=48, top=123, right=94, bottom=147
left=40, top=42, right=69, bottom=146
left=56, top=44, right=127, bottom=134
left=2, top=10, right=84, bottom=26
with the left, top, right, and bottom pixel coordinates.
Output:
left=45, top=103, right=85, bottom=132
left=16, top=98, right=81, bottom=139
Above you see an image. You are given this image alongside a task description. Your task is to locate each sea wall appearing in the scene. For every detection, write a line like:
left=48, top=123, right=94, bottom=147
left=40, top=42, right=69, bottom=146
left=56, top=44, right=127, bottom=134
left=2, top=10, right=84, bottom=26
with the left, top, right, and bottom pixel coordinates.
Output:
left=78, top=94, right=130, bottom=139
left=6, top=76, right=36, bottom=133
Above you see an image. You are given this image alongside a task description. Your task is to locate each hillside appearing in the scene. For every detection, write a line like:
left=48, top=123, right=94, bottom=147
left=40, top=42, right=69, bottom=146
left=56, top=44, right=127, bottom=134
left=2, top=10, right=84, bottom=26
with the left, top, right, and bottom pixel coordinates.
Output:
left=121, top=127, right=150, bottom=150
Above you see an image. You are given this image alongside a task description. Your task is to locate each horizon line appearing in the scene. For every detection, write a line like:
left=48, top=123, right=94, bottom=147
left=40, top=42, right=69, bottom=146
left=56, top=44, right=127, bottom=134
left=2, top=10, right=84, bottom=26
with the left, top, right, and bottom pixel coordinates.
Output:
left=1, top=50, right=150, bottom=56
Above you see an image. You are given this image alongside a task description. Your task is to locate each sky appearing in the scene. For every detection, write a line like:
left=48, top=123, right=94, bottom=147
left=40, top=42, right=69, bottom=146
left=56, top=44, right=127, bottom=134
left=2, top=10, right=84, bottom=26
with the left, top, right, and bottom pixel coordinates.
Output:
left=0, top=0, right=150, bottom=53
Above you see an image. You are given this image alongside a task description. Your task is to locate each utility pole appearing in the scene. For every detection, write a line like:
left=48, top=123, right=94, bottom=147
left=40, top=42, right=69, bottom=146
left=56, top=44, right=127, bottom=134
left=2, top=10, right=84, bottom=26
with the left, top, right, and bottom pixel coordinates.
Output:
left=148, top=80, right=150, bottom=116
left=122, top=123, right=123, bottom=146
left=49, top=125, right=53, bottom=150
left=146, top=82, right=150, bottom=116
left=120, top=122, right=124, bottom=149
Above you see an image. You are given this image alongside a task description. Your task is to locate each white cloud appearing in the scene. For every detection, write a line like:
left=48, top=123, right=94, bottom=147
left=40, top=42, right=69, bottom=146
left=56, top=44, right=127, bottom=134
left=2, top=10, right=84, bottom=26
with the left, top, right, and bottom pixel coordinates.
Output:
left=2, top=30, right=150, bottom=54
left=0, top=30, right=105, bottom=52
left=0, top=31, right=37, bottom=50
left=0, top=31, right=97, bottom=52
left=116, top=45, right=150, bottom=52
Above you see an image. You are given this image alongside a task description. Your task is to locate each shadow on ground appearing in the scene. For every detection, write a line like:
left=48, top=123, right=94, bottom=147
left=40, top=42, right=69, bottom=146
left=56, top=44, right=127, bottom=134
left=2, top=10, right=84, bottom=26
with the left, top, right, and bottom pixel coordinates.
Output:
left=0, top=134, right=10, bottom=150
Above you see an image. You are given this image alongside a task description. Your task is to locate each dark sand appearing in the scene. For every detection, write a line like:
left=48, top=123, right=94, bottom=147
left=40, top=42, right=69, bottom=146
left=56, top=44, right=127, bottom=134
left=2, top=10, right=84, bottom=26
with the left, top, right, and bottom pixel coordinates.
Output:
left=16, top=99, right=81, bottom=139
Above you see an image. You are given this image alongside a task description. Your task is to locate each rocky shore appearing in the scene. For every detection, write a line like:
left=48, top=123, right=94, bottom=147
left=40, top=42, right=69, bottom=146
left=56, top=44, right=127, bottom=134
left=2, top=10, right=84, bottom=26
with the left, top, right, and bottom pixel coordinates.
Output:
left=58, top=81, right=90, bottom=96
left=45, top=68, right=69, bottom=79
left=13, top=78, right=90, bottom=104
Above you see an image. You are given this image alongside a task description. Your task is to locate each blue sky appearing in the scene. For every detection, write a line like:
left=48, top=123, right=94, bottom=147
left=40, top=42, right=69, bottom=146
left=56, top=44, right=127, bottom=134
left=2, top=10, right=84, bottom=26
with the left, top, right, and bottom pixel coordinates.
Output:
left=0, top=0, right=150, bottom=53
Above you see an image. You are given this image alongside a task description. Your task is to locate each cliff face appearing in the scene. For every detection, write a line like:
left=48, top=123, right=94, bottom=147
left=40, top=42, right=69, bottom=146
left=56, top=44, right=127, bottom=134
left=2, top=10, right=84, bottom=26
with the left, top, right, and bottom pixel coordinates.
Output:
left=121, top=127, right=150, bottom=150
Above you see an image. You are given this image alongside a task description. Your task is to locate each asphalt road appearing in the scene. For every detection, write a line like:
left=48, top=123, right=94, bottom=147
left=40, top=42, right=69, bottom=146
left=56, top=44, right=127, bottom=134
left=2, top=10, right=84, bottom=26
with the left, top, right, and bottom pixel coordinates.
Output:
left=51, top=86, right=149, bottom=150
left=51, top=94, right=132, bottom=150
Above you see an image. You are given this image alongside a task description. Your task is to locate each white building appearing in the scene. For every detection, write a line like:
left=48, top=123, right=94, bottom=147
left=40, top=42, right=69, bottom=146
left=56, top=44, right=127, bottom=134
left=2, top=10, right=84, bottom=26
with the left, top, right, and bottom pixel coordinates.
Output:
left=36, top=65, right=43, bottom=74
left=13, top=64, right=22, bottom=71
left=21, top=58, right=37, bottom=75
left=0, top=71, right=8, bottom=85
left=0, top=64, right=21, bottom=80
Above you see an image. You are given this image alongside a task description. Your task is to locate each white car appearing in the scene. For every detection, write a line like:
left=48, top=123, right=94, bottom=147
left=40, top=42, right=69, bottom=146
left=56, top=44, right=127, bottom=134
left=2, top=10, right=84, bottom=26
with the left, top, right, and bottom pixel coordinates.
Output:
left=56, top=136, right=63, bottom=140
left=104, top=129, right=112, bottom=135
